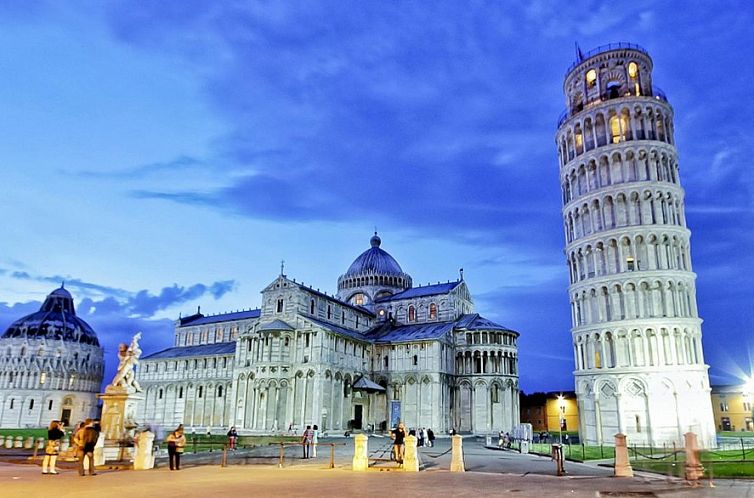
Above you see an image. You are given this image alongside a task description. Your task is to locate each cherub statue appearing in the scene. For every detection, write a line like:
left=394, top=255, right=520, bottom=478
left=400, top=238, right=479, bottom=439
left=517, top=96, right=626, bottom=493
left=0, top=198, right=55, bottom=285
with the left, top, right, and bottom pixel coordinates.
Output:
left=109, top=332, right=143, bottom=392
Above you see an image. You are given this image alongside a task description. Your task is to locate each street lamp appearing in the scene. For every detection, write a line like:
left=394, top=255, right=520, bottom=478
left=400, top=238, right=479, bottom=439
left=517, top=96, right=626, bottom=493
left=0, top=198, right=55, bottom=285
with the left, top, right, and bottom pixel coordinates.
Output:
left=557, top=395, right=566, bottom=444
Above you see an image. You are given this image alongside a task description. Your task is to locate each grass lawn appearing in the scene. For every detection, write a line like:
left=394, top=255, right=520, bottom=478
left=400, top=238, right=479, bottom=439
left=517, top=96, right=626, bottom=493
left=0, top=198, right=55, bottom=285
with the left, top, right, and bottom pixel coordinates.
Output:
left=633, top=459, right=754, bottom=478
left=177, top=435, right=300, bottom=453
left=529, top=442, right=615, bottom=461
left=719, top=431, right=754, bottom=438
left=0, top=428, right=48, bottom=439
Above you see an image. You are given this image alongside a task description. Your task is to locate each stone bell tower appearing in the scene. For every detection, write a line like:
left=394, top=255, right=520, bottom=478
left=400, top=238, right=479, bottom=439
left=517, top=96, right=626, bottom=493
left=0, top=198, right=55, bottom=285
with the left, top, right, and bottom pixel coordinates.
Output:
left=556, top=43, right=716, bottom=447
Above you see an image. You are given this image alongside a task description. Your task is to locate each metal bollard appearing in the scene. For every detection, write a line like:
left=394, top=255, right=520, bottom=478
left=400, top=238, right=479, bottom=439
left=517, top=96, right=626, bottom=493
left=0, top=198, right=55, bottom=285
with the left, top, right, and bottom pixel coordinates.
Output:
left=279, top=443, right=285, bottom=468
left=329, top=444, right=335, bottom=469
left=221, top=445, right=228, bottom=467
left=551, top=444, right=566, bottom=476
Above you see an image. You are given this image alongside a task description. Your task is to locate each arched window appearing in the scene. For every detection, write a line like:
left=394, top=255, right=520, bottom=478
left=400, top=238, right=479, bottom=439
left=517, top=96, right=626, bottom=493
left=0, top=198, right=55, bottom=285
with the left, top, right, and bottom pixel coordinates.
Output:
left=412, top=355, right=418, bottom=366
left=217, top=386, right=223, bottom=397
left=429, top=303, right=437, bottom=320
left=277, top=299, right=284, bottom=313
left=310, top=299, right=315, bottom=314
left=198, top=386, right=203, bottom=398
left=586, top=69, right=597, bottom=88
left=408, top=306, right=416, bottom=322
left=327, top=305, right=332, bottom=319
left=158, top=389, right=163, bottom=399
left=341, top=311, right=346, bottom=324
left=179, top=387, right=184, bottom=399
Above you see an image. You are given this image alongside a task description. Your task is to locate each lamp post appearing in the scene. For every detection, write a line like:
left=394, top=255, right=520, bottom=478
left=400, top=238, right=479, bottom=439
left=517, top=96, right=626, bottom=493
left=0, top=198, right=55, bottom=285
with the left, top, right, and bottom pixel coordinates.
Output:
left=557, top=395, right=565, bottom=444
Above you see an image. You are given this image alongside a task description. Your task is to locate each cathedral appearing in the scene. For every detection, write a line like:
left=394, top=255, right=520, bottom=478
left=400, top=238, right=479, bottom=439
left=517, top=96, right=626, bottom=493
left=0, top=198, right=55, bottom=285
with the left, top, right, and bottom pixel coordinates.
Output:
left=0, top=286, right=104, bottom=427
left=136, top=234, right=520, bottom=434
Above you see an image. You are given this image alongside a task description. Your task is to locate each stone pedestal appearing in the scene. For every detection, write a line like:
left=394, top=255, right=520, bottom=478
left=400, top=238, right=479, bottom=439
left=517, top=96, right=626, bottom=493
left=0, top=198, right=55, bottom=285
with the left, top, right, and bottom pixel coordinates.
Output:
left=13, top=436, right=22, bottom=448
left=2, top=437, right=10, bottom=449
left=352, top=434, right=369, bottom=471
left=614, top=433, right=634, bottom=477
left=403, top=435, right=419, bottom=472
left=23, top=437, right=33, bottom=449
left=520, top=440, right=530, bottom=454
left=684, top=432, right=704, bottom=482
left=133, top=431, right=155, bottom=470
left=450, top=435, right=465, bottom=472
left=99, top=386, right=144, bottom=462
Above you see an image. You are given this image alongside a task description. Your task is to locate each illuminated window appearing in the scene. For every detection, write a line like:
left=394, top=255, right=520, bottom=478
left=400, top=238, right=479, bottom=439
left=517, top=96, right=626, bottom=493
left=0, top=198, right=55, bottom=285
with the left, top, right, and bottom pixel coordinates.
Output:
left=586, top=69, right=597, bottom=88
left=429, top=303, right=437, bottom=320
left=720, top=401, right=729, bottom=412
left=626, top=256, right=635, bottom=271
left=378, top=309, right=385, bottom=317
left=628, top=62, right=639, bottom=78
left=352, top=293, right=366, bottom=306
left=610, top=115, right=622, bottom=143
left=594, top=350, right=602, bottom=369
left=39, top=372, right=47, bottom=385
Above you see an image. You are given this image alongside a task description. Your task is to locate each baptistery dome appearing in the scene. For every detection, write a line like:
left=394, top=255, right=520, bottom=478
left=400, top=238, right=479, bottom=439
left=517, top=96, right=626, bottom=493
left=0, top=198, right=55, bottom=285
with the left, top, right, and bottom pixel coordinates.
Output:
left=337, top=233, right=412, bottom=307
left=2, top=285, right=99, bottom=346
left=0, top=286, right=104, bottom=427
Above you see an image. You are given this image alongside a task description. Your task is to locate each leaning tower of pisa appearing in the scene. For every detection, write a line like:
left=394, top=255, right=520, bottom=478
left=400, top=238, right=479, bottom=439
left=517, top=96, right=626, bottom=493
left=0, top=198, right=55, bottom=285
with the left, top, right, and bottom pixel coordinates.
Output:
left=556, top=44, right=716, bottom=447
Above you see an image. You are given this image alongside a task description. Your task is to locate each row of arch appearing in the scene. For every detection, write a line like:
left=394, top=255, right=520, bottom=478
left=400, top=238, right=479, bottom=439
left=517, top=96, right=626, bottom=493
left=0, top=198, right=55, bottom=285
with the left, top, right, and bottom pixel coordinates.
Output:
left=562, top=148, right=679, bottom=204
left=564, top=188, right=686, bottom=244
left=558, top=103, right=674, bottom=167
left=574, top=327, right=702, bottom=371
left=141, top=380, right=234, bottom=428
left=567, top=232, right=691, bottom=283
left=0, top=369, right=99, bottom=392
left=570, top=278, right=697, bottom=327
left=338, top=273, right=411, bottom=292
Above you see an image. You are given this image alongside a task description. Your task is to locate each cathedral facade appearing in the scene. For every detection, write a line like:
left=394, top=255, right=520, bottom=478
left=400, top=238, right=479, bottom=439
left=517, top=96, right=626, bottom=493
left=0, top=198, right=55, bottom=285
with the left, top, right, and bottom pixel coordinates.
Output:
left=557, top=44, right=716, bottom=447
left=0, top=286, right=104, bottom=428
left=136, top=234, right=520, bottom=434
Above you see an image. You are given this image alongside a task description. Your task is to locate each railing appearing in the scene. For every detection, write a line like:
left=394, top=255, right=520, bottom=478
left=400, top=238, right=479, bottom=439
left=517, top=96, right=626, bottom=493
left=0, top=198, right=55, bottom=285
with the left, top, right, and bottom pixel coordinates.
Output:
left=268, top=441, right=345, bottom=469
left=565, top=42, right=649, bottom=76
left=557, top=85, right=669, bottom=128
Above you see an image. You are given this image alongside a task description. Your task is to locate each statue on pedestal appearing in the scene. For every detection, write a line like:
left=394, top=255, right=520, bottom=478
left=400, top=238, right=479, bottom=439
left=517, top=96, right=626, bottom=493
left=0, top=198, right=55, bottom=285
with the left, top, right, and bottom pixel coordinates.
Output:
left=108, top=332, right=143, bottom=392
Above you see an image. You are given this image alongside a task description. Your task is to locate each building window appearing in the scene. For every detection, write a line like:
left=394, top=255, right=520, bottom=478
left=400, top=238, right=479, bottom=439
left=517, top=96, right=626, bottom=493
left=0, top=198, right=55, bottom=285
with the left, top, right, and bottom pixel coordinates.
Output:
left=356, top=316, right=360, bottom=328
left=179, top=387, right=184, bottom=399
left=491, top=385, right=500, bottom=403
left=429, top=303, right=437, bottom=320
left=29, top=399, right=35, bottom=410
left=327, top=305, right=332, bottom=319
left=720, top=401, right=729, bottom=412
left=408, top=306, right=416, bottom=322
left=277, top=299, right=284, bottom=313
left=158, top=389, right=163, bottom=400
left=284, top=337, right=290, bottom=347
left=218, top=386, right=223, bottom=397
left=628, top=61, right=639, bottom=78
left=48, top=400, right=53, bottom=411
left=305, top=334, right=310, bottom=348
left=310, top=299, right=315, bottom=314
left=341, top=311, right=346, bottom=324
left=10, top=399, right=14, bottom=410
left=744, top=401, right=752, bottom=412
left=635, top=415, right=641, bottom=433
left=198, top=386, right=203, bottom=398
left=384, top=355, right=389, bottom=368
left=413, top=355, right=418, bottom=366
left=586, top=69, right=597, bottom=88
left=40, top=372, right=47, bottom=385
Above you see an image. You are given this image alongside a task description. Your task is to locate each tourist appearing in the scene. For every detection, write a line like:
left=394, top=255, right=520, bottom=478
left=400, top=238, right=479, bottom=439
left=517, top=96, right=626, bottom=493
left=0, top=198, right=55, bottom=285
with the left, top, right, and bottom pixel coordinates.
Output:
left=391, top=422, right=406, bottom=464
left=498, top=430, right=505, bottom=448
left=77, top=418, right=99, bottom=476
left=70, top=421, right=85, bottom=453
left=166, top=426, right=186, bottom=470
left=42, top=420, right=65, bottom=475
left=418, top=428, right=425, bottom=447
left=311, top=424, right=319, bottom=458
left=227, top=426, right=238, bottom=451
left=301, top=425, right=314, bottom=459
left=426, top=428, right=435, bottom=447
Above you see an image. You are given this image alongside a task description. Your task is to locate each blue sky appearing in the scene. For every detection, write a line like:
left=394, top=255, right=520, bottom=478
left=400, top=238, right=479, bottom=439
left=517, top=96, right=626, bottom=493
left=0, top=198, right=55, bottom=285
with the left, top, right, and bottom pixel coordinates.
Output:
left=1, top=1, right=753, bottom=392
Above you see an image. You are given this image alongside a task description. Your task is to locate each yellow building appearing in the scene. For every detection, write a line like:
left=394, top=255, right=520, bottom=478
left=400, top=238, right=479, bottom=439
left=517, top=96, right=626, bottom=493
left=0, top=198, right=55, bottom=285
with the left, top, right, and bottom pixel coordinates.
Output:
left=710, top=385, right=753, bottom=432
left=521, top=391, right=580, bottom=433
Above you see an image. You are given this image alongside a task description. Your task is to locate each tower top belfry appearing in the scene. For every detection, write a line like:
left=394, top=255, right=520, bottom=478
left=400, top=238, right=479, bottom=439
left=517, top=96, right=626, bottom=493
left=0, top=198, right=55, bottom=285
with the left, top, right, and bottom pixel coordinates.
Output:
left=556, top=43, right=716, bottom=448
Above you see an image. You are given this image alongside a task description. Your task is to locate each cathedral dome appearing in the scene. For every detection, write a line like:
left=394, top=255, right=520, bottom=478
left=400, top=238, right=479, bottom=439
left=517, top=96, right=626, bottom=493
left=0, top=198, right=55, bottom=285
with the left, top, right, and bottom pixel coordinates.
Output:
left=344, top=233, right=405, bottom=278
left=337, top=233, right=412, bottom=306
left=1, top=286, right=100, bottom=346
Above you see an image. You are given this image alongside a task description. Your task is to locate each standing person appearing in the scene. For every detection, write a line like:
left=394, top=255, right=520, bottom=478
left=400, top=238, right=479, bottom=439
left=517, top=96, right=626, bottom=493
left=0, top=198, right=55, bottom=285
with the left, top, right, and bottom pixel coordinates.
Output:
left=311, top=425, right=319, bottom=458
left=418, top=428, right=425, bottom=447
left=42, top=420, right=65, bottom=475
left=426, top=428, right=435, bottom=447
left=77, top=419, right=99, bottom=476
left=301, top=425, right=313, bottom=459
left=227, top=426, right=238, bottom=451
left=166, top=426, right=186, bottom=471
left=391, top=422, right=406, bottom=464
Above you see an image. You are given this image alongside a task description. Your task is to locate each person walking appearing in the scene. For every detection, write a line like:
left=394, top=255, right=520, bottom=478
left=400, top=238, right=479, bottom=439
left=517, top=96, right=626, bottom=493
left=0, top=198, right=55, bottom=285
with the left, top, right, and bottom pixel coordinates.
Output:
left=426, top=428, right=435, bottom=448
left=301, top=425, right=313, bottom=459
left=77, top=419, right=99, bottom=476
left=166, top=426, right=186, bottom=470
left=42, top=420, right=65, bottom=475
left=391, top=422, right=406, bottom=464
left=227, top=426, right=238, bottom=451
left=311, top=424, right=319, bottom=458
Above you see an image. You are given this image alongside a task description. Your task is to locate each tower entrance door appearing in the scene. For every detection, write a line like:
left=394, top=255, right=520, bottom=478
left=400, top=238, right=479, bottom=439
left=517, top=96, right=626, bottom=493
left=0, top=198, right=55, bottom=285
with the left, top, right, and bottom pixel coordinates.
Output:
left=353, top=405, right=363, bottom=430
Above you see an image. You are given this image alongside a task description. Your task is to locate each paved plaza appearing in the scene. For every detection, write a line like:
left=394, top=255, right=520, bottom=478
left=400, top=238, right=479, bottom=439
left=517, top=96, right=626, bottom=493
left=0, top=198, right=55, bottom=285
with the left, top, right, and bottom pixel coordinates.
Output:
left=1, top=437, right=753, bottom=497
